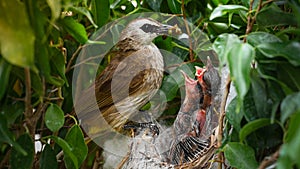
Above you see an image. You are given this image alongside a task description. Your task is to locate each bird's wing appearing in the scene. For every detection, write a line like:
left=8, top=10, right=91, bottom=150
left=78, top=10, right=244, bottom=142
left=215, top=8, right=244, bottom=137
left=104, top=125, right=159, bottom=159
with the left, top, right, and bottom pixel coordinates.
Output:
left=97, top=47, right=163, bottom=110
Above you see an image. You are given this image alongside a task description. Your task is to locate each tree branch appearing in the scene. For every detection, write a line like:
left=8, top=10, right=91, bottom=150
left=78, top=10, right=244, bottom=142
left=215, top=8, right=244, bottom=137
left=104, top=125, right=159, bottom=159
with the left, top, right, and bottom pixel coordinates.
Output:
left=217, top=74, right=231, bottom=169
left=24, top=68, right=34, bottom=137
left=181, top=0, right=194, bottom=61
left=244, top=0, right=264, bottom=42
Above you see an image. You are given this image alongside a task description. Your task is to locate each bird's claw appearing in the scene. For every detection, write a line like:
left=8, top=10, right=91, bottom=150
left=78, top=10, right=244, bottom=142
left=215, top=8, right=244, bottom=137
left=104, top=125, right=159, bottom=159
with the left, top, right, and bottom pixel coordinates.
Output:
left=123, top=122, right=160, bottom=136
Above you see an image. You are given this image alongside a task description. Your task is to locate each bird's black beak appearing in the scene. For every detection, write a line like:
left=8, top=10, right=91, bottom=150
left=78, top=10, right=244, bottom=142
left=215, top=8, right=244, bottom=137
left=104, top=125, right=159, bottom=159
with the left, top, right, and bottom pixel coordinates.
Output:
left=157, top=24, right=182, bottom=35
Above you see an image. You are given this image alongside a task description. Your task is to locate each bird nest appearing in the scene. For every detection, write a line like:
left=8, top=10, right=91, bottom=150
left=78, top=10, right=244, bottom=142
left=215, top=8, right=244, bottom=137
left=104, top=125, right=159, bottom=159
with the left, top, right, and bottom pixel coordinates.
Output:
left=119, top=60, right=231, bottom=169
left=118, top=126, right=219, bottom=169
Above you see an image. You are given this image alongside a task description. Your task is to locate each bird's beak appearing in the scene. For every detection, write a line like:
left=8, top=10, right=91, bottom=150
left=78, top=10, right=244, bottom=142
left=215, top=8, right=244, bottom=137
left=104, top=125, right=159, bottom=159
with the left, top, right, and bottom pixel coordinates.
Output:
left=180, top=70, right=197, bottom=85
left=157, top=24, right=182, bottom=35
left=195, top=66, right=205, bottom=77
left=205, top=56, right=213, bottom=69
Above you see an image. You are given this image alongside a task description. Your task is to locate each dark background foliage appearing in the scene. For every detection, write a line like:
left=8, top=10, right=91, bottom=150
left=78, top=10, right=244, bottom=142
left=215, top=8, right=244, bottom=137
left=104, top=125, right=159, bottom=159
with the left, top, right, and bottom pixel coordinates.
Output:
left=0, top=0, right=299, bottom=168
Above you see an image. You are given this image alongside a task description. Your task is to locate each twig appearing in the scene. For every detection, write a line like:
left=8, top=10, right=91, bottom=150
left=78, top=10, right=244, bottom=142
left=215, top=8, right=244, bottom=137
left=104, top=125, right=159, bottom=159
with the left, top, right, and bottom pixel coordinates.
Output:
left=116, top=148, right=131, bottom=169
left=158, top=115, right=177, bottom=121
left=181, top=0, right=194, bottom=61
left=258, top=149, right=279, bottom=169
left=217, top=74, right=231, bottom=169
left=24, top=68, right=34, bottom=137
left=244, top=0, right=264, bottom=42
left=66, top=45, right=83, bottom=73
left=0, top=149, right=10, bottom=168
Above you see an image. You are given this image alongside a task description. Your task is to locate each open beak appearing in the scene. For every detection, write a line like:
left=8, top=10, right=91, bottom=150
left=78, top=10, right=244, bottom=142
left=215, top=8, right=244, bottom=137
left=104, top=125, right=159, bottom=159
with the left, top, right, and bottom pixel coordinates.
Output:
left=180, top=70, right=197, bottom=86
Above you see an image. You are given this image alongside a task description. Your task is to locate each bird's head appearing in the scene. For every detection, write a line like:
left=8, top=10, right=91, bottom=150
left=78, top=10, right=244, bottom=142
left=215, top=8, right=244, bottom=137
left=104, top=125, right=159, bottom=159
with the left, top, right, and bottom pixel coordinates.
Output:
left=119, top=18, right=181, bottom=45
left=180, top=70, right=201, bottom=100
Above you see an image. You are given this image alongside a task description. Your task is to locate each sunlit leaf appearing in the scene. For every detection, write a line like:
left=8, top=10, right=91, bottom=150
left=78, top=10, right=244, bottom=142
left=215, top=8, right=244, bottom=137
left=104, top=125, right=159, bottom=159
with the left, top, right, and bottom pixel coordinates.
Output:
left=0, top=0, right=37, bottom=71
left=227, top=43, right=255, bottom=109
left=210, top=5, right=248, bottom=20
left=46, top=0, right=61, bottom=21
left=213, top=33, right=241, bottom=65
left=223, top=142, right=258, bottom=169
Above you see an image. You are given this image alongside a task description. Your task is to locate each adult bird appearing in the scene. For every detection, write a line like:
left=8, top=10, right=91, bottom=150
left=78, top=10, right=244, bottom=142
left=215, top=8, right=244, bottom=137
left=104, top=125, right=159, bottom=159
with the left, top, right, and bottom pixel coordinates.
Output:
left=73, top=18, right=181, bottom=137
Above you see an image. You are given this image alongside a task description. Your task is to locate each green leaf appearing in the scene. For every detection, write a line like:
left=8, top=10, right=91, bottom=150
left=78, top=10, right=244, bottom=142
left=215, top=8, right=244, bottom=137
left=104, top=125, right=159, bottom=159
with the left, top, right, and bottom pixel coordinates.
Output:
left=45, top=103, right=65, bottom=132
left=35, top=42, right=64, bottom=87
left=167, top=0, right=181, bottom=14
left=64, top=125, right=88, bottom=169
left=10, top=134, right=34, bottom=169
left=70, top=6, right=98, bottom=28
left=2, top=102, right=24, bottom=125
left=50, top=48, right=69, bottom=86
left=91, top=0, right=110, bottom=27
left=0, top=114, right=27, bottom=155
left=11, top=67, right=44, bottom=97
left=50, top=136, right=78, bottom=169
left=277, top=63, right=300, bottom=91
left=242, top=90, right=259, bottom=121
left=0, top=0, right=37, bottom=71
left=160, top=75, right=180, bottom=101
left=284, top=112, right=300, bottom=143
left=225, top=98, right=243, bottom=131
left=227, top=43, right=255, bottom=108
left=223, top=142, right=258, bottom=169
left=257, top=4, right=297, bottom=27
left=277, top=144, right=294, bottom=169
left=257, top=42, right=300, bottom=66
left=211, top=0, right=230, bottom=6
left=209, top=5, right=248, bottom=20
left=60, top=17, right=88, bottom=44
left=46, top=0, right=61, bottom=21
left=280, top=92, right=300, bottom=123
left=239, top=118, right=271, bottom=142
left=278, top=112, right=300, bottom=168
left=0, top=58, right=12, bottom=100
left=250, top=70, right=268, bottom=116
left=160, top=62, right=195, bottom=101
left=145, top=0, right=162, bottom=12
left=40, top=144, right=58, bottom=169
left=213, top=33, right=241, bottom=65
left=247, top=32, right=282, bottom=47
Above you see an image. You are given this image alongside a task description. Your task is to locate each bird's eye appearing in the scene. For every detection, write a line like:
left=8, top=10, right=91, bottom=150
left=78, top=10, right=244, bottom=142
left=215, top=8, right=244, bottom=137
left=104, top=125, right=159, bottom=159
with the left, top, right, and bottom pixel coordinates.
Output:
left=140, top=24, right=159, bottom=33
